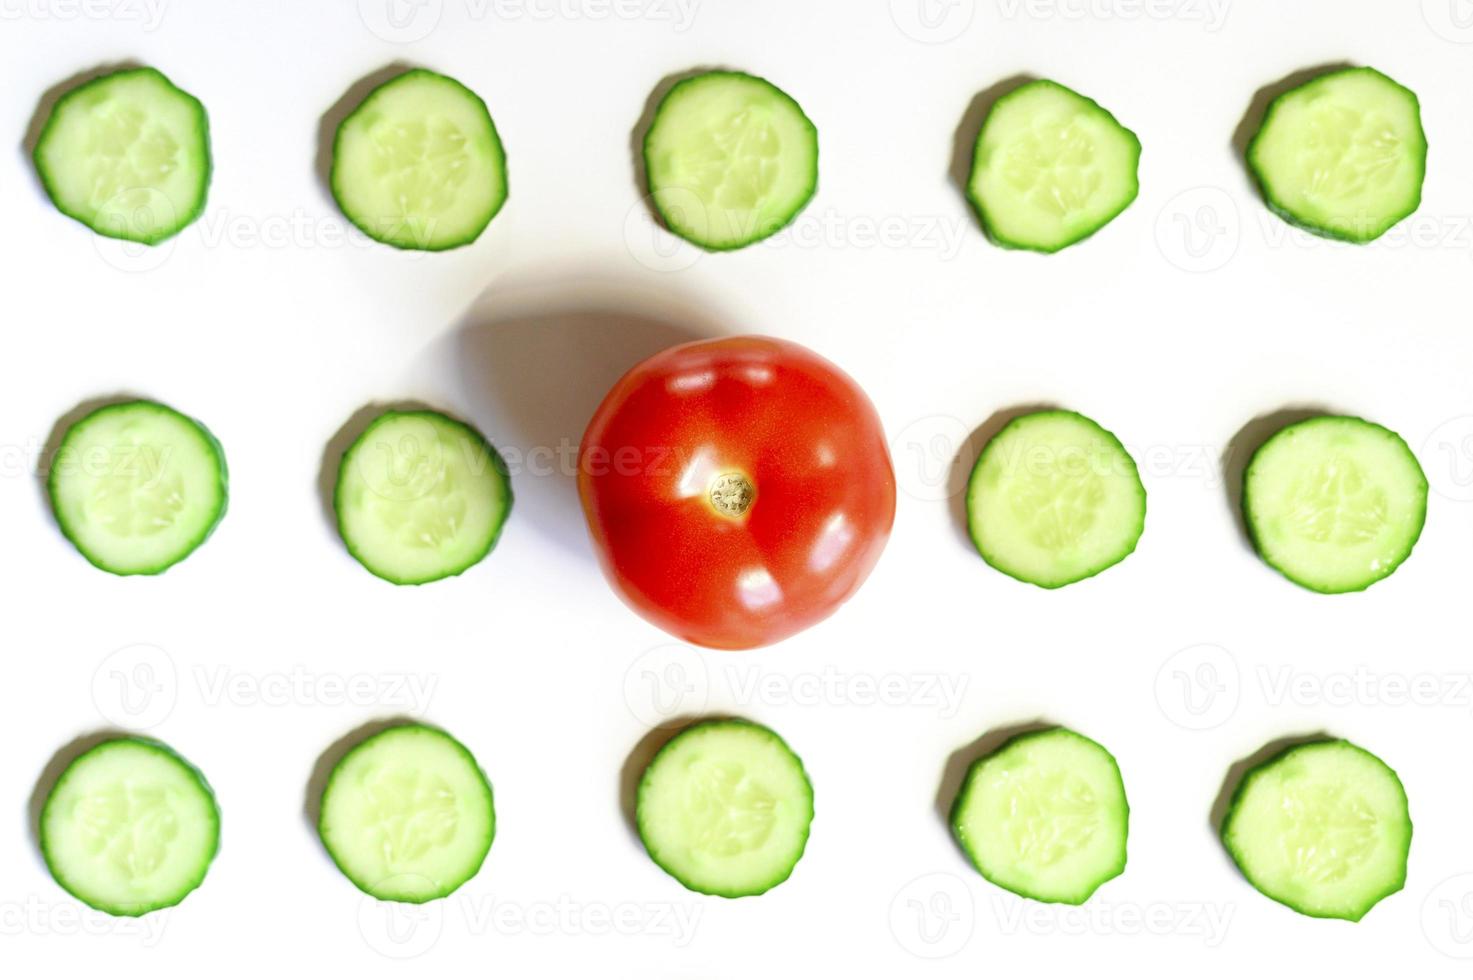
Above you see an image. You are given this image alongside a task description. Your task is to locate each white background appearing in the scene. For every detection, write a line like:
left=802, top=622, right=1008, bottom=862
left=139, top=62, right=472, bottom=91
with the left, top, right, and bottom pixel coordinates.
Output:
left=2, top=0, right=1473, bottom=974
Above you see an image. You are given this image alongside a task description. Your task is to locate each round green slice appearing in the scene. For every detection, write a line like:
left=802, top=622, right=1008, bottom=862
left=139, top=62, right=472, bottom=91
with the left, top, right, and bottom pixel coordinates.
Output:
left=318, top=723, right=495, bottom=903
left=966, top=79, right=1140, bottom=253
left=48, top=400, right=228, bottom=575
left=1248, top=67, right=1426, bottom=243
left=966, top=410, right=1145, bottom=588
left=1222, top=740, right=1411, bottom=921
left=331, top=68, right=508, bottom=251
left=643, top=70, right=818, bottom=250
left=950, top=728, right=1128, bottom=905
left=41, top=737, right=220, bottom=916
left=1243, top=415, right=1426, bottom=593
left=637, top=718, right=814, bottom=898
left=33, top=66, right=211, bottom=244
left=333, top=409, right=512, bottom=584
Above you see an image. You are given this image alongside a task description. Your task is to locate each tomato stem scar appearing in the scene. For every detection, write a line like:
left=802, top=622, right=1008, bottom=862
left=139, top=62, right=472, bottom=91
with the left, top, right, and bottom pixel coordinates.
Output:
left=709, top=473, right=755, bottom=518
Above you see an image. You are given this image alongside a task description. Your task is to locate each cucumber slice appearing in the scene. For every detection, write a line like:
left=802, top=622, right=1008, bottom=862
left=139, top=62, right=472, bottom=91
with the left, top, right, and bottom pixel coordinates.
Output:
left=318, top=723, right=495, bottom=902
left=33, top=67, right=210, bottom=244
left=966, top=79, right=1140, bottom=253
left=48, top=400, right=228, bottom=575
left=333, top=409, right=512, bottom=584
left=1248, top=67, right=1426, bottom=243
left=637, top=719, right=814, bottom=898
left=1222, top=740, right=1411, bottom=921
left=41, top=737, right=220, bottom=916
left=331, top=69, right=508, bottom=251
left=965, top=410, right=1145, bottom=588
left=950, top=728, right=1128, bottom=905
left=1243, top=415, right=1426, bottom=593
left=643, top=70, right=818, bottom=250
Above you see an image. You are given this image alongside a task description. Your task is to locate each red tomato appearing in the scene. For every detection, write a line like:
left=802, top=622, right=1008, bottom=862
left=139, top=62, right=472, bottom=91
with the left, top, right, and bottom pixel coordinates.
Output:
left=578, top=336, right=896, bottom=650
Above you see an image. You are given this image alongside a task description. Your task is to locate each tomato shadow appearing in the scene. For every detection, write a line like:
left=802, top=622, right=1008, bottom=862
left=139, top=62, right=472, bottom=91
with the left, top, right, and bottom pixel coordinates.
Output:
left=442, top=278, right=725, bottom=555
left=1220, top=406, right=1332, bottom=552
left=948, top=74, right=1036, bottom=229
left=1230, top=62, right=1354, bottom=193
left=933, top=719, right=1056, bottom=860
left=1208, top=732, right=1333, bottom=861
left=945, top=403, right=1058, bottom=553
left=27, top=729, right=136, bottom=867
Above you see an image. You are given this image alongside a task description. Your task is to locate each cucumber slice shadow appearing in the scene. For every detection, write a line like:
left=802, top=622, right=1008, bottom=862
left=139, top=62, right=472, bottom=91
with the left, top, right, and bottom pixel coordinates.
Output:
left=36, top=393, right=150, bottom=538
left=1221, top=406, right=1333, bottom=553
left=313, top=63, right=415, bottom=210
left=1208, top=731, right=1334, bottom=849
left=945, top=403, right=1059, bottom=554
left=618, top=715, right=731, bottom=848
left=948, top=74, right=1036, bottom=228
left=1230, top=62, right=1354, bottom=195
left=302, top=715, right=422, bottom=845
left=20, top=61, right=145, bottom=201
left=629, top=66, right=727, bottom=229
left=27, top=729, right=144, bottom=868
left=933, top=719, right=1057, bottom=861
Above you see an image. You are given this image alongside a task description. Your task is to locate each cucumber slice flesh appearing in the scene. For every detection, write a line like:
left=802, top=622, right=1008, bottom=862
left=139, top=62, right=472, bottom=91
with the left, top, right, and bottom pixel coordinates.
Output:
left=1248, top=67, right=1425, bottom=243
left=951, top=728, right=1128, bottom=905
left=48, top=400, right=228, bottom=575
left=637, top=719, right=813, bottom=897
left=334, top=410, right=512, bottom=584
left=41, top=738, right=219, bottom=916
left=644, top=71, right=818, bottom=250
left=1243, top=415, right=1426, bottom=593
left=967, top=79, right=1140, bottom=253
left=331, top=69, right=508, bottom=251
left=966, top=410, right=1145, bottom=588
left=1222, top=740, right=1411, bottom=921
left=33, top=67, right=210, bottom=244
left=318, top=724, right=495, bottom=902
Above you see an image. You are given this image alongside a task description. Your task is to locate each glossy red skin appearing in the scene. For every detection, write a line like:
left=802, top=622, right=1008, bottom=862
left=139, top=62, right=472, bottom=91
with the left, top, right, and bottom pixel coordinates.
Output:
left=579, top=336, right=896, bottom=650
